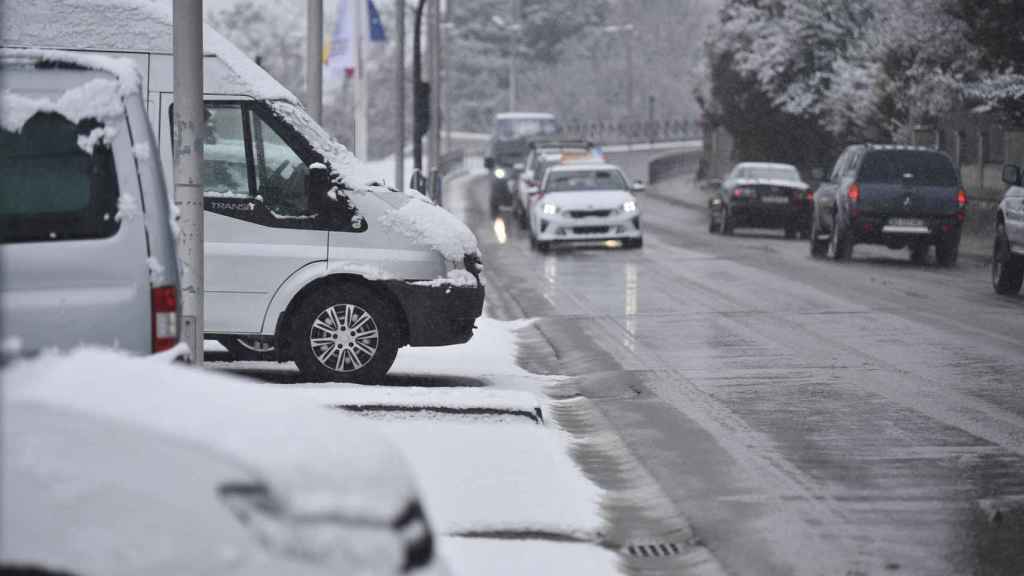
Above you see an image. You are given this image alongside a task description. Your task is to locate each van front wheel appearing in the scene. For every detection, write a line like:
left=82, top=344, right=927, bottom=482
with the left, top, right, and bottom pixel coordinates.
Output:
left=291, top=284, right=400, bottom=383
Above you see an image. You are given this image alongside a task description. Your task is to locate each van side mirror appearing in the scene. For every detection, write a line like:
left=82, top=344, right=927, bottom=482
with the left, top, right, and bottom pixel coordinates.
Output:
left=1003, top=164, right=1021, bottom=186
left=308, top=163, right=331, bottom=203
left=631, top=180, right=646, bottom=193
left=484, top=157, right=495, bottom=170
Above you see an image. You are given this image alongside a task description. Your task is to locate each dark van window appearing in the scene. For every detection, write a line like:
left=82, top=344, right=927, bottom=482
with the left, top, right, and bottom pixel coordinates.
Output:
left=0, top=114, right=120, bottom=244
left=859, top=151, right=958, bottom=187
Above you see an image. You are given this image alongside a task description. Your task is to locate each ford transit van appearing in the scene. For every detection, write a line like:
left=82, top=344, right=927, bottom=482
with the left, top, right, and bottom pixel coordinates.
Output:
left=2, top=0, right=484, bottom=382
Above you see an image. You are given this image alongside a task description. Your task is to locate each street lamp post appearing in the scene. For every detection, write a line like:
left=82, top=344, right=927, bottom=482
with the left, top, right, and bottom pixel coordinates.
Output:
left=306, top=0, right=322, bottom=122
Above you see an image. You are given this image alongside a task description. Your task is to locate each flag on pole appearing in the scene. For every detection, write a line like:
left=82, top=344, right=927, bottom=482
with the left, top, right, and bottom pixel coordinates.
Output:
left=324, top=0, right=386, bottom=78
left=324, top=0, right=355, bottom=77
left=368, top=0, right=386, bottom=43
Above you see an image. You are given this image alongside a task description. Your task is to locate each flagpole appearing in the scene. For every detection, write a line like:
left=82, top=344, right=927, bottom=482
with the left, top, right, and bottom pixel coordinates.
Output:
left=354, top=0, right=369, bottom=160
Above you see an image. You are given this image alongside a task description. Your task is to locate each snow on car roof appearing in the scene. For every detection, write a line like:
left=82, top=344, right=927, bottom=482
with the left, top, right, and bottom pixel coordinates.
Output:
left=735, top=162, right=798, bottom=170
left=0, top=0, right=298, bottom=104
left=495, top=112, right=557, bottom=120
left=0, top=48, right=141, bottom=134
left=3, top=347, right=418, bottom=521
left=546, top=162, right=621, bottom=173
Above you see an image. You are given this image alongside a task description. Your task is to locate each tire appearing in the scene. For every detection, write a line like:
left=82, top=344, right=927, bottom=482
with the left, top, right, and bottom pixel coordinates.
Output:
left=829, top=214, right=853, bottom=261
left=810, top=218, right=828, bottom=258
left=290, top=283, right=400, bottom=383
left=993, top=223, right=1024, bottom=295
left=720, top=210, right=735, bottom=236
left=218, top=336, right=275, bottom=360
left=910, top=241, right=929, bottom=265
left=935, top=231, right=960, bottom=267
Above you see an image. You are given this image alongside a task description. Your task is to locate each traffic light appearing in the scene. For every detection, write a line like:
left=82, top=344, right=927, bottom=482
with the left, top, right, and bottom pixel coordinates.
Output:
left=414, top=81, right=431, bottom=140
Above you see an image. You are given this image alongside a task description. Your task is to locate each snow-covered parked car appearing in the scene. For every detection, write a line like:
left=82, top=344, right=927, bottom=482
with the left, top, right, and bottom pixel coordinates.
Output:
left=0, top=49, right=180, bottom=357
left=1, top=347, right=445, bottom=576
left=2, top=0, right=484, bottom=382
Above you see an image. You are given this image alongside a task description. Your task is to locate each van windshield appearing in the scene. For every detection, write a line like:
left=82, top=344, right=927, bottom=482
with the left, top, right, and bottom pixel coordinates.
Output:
left=0, top=114, right=120, bottom=244
left=495, top=117, right=559, bottom=142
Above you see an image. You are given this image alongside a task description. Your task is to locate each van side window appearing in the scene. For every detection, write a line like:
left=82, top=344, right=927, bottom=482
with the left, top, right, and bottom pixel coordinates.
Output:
left=0, top=114, right=120, bottom=244
left=249, top=112, right=311, bottom=217
left=202, top=105, right=250, bottom=198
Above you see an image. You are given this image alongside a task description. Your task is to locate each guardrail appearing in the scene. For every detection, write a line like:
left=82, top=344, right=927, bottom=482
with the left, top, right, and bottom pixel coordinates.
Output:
left=562, top=118, right=701, bottom=145
left=648, top=150, right=699, bottom=184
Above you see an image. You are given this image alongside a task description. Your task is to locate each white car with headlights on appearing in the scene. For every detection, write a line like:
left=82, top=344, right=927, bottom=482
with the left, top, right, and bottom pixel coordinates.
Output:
left=528, top=164, right=644, bottom=251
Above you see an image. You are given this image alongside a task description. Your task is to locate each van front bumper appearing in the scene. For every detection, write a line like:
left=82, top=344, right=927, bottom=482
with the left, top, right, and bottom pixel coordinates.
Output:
left=387, top=280, right=485, bottom=347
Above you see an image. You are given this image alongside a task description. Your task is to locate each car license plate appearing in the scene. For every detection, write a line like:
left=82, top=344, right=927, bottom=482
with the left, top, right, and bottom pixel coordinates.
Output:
left=761, top=196, right=789, bottom=204
left=888, top=217, right=924, bottom=227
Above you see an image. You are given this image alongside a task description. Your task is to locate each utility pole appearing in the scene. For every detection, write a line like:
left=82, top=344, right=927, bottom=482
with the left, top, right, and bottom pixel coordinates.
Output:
left=427, top=0, right=441, bottom=175
left=354, top=0, right=369, bottom=159
left=306, top=0, right=323, bottom=122
left=172, top=0, right=204, bottom=364
left=413, top=0, right=428, bottom=174
left=509, top=0, right=520, bottom=111
left=394, top=0, right=406, bottom=188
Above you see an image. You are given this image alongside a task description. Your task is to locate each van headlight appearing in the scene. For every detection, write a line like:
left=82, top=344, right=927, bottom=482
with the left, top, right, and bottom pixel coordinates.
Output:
left=541, top=203, right=560, bottom=216
left=622, top=200, right=638, bottom=213
left=493, top=167, right=507, bottom=179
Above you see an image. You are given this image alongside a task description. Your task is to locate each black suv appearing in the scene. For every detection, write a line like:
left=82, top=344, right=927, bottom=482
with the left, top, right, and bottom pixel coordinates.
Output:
left=810, top=145, right=967, bottom=266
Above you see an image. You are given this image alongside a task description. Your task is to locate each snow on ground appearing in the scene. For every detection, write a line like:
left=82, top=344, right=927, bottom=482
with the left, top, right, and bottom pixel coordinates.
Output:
left=440, top=538, right=623, bottom=576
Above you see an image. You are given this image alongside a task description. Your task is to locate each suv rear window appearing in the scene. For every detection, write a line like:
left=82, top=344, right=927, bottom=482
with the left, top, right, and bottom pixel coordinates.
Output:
left=858, top=150, right=958, bottom=187
left=1, top=113, right=120, bottom=244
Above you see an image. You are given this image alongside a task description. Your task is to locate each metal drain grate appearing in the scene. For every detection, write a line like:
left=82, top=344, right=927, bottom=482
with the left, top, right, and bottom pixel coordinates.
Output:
left=625, top=542, right=684, bottom=558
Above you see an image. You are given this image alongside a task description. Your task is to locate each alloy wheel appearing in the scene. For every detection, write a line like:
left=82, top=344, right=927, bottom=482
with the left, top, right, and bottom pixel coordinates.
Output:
left=309, top=303, right=380, bottom=373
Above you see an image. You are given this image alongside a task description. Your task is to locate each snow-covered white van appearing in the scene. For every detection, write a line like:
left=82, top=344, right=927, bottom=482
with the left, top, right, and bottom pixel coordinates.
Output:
left=2, top=0, right=485, bottom=382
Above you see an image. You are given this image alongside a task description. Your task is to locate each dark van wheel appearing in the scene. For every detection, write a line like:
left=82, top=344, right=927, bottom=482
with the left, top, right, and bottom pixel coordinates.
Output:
left=291, top=283, right=400, bottom=383
left=993, top=223, right=1024, bottom=295
left=935, top=231, right=960, bottom=267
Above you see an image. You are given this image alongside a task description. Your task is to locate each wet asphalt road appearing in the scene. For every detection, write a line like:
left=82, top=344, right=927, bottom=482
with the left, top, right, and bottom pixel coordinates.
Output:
left=450, top=169, right=1024, bottom=575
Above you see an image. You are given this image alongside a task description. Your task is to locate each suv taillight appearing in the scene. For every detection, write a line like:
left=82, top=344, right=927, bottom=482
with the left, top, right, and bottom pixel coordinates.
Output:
left=847, top=183, right=861, bottom=203
left=956, top=189, right=967, bottom=222
left=152, top=286, right=178, bottom=352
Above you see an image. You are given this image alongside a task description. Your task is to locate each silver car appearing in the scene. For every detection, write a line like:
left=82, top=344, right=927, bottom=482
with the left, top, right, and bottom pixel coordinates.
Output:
left=0, top=49, right=179, bottom=356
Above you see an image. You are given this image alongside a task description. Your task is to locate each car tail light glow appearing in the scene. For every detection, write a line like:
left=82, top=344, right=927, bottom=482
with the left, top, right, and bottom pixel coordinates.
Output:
left=957, top=189, right=967, bottom=209
left=847, top=183, right=861, bottom=203
left=806, top=190, right=814, bottom=201
left=152, top=286, right=178, bottom=352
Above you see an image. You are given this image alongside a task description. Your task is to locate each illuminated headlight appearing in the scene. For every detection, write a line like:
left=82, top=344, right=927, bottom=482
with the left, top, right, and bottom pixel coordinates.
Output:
left=541, top=203, right=559, bottom=216
left=493, top=167, right=507, bottom=179
left=622, top=200, right=638, bottom=213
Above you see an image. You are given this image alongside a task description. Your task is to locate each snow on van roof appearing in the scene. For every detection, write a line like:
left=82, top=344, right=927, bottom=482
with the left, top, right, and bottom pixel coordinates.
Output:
left=0, top=0, right=298, bottom=104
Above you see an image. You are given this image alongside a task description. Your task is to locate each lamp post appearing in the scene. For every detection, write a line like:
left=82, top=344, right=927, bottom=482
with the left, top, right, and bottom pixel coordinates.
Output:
left=602, top=24, right=635, bottom=115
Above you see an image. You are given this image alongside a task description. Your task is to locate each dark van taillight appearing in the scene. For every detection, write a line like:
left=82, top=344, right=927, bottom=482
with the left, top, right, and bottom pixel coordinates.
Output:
left=956, top=189, right=968, bottom=222
left=152, top=286, right=178, bottom=352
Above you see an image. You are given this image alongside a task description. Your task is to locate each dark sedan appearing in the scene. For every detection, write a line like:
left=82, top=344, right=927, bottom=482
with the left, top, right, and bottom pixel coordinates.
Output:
left=709, top=162, right=813, bottom=238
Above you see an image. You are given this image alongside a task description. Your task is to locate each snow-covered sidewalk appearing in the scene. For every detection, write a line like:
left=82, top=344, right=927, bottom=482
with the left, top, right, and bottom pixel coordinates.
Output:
left=209, top=318, right=624, bottom=576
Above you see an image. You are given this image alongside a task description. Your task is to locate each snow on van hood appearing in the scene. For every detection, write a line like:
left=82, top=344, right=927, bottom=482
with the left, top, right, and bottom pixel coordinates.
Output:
left=2, top=346, right=419, bottom=522
left=1, top=0, right=299, bottom=105
left=378, top=195, right=482, bottom=262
